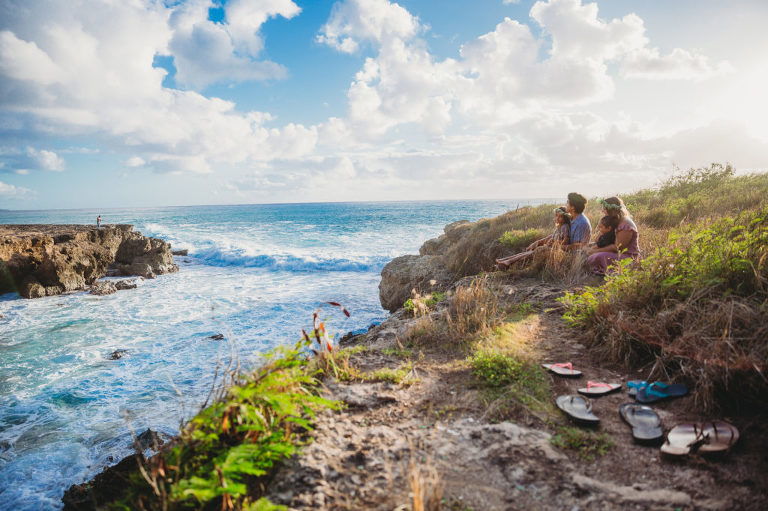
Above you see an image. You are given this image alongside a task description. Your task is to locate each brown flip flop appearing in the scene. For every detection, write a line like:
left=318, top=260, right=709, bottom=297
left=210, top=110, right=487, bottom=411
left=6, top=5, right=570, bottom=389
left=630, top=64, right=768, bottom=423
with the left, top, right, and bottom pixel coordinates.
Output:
left=699, top=421, right=739, bottom=453
left=661, top=421, right=739, bottom=457
left=661, top=423, right=704, bottom=457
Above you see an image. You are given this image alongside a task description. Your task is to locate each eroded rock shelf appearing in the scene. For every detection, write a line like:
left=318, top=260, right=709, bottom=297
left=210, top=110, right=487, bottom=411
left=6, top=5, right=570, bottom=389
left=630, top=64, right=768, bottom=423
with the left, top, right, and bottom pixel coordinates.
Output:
left=0, top=224, right=177, bottom=298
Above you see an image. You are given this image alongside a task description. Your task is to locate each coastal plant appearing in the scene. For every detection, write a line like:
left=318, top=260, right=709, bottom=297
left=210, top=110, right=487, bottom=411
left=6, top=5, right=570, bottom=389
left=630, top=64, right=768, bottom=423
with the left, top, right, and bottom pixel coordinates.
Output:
left=469, top=350, right=552, bottom=422
left=446, top=275, right=501, bottom=342
left=550, top=427, right=614, bottom=462
left=107, top=308, right=350, bottom=511
left=498, top=228, right=544, bottom=250
left=560, top=206, right=768, bottom=410
left=404, top=291, right=446, bottom=317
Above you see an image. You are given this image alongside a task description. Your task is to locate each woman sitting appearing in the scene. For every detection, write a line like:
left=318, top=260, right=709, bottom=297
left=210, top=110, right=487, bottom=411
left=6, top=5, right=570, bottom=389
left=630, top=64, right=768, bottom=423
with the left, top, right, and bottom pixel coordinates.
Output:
left=587, top=196, right=640, bottom=275
left=496, top=207, right=571, bottom=269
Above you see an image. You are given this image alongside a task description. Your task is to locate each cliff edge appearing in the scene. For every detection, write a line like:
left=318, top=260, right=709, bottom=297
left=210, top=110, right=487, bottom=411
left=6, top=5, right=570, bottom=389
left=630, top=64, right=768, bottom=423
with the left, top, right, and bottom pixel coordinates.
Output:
left=0, top=224, right=178, bottom=298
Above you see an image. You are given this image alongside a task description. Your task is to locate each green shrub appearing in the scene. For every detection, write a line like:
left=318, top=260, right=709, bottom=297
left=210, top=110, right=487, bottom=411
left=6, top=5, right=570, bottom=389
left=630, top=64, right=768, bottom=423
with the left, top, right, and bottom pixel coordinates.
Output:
left=560, top=205, right=768, bottom=409
left=498, top=228, right=545, bottom=250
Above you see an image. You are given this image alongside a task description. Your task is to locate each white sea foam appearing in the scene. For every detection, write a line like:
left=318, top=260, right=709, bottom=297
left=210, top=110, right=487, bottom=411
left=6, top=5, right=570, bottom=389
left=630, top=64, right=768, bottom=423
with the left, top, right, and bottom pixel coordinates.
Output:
left=0, top=200, right=520, bottom=509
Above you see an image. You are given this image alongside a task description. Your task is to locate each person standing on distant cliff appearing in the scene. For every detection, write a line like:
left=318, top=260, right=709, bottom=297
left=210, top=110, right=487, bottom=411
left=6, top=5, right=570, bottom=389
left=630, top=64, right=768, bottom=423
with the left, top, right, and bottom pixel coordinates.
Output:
left=97, top=215, right=101, bottom=230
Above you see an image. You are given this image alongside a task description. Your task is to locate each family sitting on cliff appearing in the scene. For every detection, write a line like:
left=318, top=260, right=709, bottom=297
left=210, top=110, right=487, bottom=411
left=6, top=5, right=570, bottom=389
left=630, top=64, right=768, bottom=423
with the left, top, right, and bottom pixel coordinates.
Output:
left=496, top=193, right=639, bottom=275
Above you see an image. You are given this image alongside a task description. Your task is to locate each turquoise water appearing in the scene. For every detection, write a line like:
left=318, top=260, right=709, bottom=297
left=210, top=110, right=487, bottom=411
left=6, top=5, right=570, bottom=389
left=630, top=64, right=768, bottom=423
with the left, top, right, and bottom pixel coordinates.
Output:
left=0, top=200, right=541, bottom=508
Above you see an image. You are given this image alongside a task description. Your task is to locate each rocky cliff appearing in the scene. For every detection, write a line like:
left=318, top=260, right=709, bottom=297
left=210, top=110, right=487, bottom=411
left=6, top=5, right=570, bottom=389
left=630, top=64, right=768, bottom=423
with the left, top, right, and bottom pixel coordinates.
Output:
left=378, top=220, right=472, bottom=312
left=0, top=224, right=178, bottom=298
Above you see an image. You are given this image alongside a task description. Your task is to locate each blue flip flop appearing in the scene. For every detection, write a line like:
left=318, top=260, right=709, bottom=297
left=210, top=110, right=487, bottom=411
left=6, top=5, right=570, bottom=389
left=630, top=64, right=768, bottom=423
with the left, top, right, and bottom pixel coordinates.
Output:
left=635, top=382, right=688, bottom=403
left=627, top=380, right=647, bottom=397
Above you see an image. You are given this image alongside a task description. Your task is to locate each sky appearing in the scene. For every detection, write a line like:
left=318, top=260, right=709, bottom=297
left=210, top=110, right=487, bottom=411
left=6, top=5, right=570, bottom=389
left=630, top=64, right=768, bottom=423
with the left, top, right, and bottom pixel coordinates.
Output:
left=0, top=0, right=767, bottom=210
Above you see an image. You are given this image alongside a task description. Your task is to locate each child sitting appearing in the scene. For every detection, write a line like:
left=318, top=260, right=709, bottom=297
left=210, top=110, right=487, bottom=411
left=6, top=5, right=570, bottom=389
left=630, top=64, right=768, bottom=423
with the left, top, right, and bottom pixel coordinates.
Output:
left=496, top=207, right=571, bottom=269
left=592, top=215, right=619, bottom=248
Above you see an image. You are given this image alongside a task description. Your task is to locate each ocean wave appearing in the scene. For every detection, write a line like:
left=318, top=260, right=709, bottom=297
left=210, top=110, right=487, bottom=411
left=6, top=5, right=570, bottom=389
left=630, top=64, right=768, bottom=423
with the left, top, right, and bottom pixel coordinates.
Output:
left=190, top=246, right=387, bottom=272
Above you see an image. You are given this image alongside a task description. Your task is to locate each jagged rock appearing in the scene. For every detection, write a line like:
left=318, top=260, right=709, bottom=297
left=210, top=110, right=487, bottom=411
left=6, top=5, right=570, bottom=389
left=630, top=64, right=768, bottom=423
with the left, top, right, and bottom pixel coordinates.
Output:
left=208, top=333, right=225, bottom=340
left=378, top=254, right=453, bottom=313
left=115, top=279, right=139, bottom=290
left=133, top=429, right=171, bottom=451
left=0, top=224, right=177, bottom=298
left=107, top=349, right=128, bottom=360
left=20, top=278, right=46, bottom=298
left=89, top=281, right=117, bottom=296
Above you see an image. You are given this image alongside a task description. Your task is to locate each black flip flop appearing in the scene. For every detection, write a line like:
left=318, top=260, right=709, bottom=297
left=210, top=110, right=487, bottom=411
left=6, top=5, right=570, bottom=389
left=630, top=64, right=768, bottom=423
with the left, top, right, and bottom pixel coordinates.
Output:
left=543, top=362, right=582, bottom=378
left=578, top=381, right=621, bottom=396
left=619, top=403, right=663, bottom=444
left=556, top=395, right=599, bottom=426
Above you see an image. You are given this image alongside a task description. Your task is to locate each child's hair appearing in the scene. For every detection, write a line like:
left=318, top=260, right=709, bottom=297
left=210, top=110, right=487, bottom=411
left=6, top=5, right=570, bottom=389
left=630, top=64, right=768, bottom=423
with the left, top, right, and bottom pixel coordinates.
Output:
left=553, top=206, right=571, bottom=225
left=599, top=215, right=620, bottom=230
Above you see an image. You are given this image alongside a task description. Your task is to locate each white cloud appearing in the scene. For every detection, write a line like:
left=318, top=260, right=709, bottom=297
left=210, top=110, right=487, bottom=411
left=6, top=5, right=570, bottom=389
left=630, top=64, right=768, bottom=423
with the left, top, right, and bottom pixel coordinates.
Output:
left=26, top=147, right=65, bottom=171
left=317, top=0, right=420, bottom=53
left=125, top=156, right=146, bottom=167
left=0, top=179, right=32, bottom=198
left=0, top=146, right=65, bottom=173
left=168, top=0, right=300, bottom=89
left=0, top=0, right=316, bottom=176
left=622, top=47, right=734, bottom=80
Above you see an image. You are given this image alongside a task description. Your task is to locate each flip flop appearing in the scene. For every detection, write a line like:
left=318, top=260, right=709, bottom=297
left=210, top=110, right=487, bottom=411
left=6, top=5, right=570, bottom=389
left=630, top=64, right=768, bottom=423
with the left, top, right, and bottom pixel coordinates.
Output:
left=578, top=381, right=621, bottom=396
left=556, top=395, right=599, bottom=426
left=636, top=382, right=688, bottom=403
left=619, top=403, right=663, bottom=444
left=661, top=423, right=703, bottom=457
left=627, top=380, right=647, bottom=397
left=542, top=362, right=582, bottom=378
left=698, top=421, right=739, bottom=453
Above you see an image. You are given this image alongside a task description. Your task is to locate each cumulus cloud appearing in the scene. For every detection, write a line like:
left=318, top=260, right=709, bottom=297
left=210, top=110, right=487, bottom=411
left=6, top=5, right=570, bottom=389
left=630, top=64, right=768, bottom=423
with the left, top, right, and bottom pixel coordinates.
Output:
left=317, top=0, right=420, bottom=53
left=0, top=0, right=316, bottom=177
left=167, top=0, right=300, bottom=89
left=0, top=179, right=32, bottom=198
left=0, top=146, right=65, bottom=173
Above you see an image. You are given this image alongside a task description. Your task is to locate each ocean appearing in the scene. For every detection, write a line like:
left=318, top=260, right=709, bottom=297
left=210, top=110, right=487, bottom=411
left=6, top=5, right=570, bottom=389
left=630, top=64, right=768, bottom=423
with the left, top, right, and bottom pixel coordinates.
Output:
left=0, top=200, right=540, bottom=509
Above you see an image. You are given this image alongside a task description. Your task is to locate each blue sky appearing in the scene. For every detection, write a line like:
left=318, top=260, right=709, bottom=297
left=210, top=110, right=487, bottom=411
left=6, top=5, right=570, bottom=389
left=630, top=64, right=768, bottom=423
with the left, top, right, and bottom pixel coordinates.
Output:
left=1, top=0, right=767, bottom=209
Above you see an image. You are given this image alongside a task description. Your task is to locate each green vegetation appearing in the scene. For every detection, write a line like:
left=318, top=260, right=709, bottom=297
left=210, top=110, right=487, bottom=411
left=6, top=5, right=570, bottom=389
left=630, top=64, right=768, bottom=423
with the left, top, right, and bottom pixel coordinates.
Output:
left=498, top=228, right=544, bottom=249
left=469, top=350, right=552, bottom=422
left=561, top=166, right=768, bottom=410
left=97, top=339, right=338, bottom=510
left=550, top=427, right=614, bottom=461
left=404, top=291, right=446, bottom=314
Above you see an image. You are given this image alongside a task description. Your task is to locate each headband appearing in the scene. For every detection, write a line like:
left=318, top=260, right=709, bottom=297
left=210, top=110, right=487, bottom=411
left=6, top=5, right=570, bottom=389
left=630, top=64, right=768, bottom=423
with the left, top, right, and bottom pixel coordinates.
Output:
left=599, top=198, right=623, bottom=211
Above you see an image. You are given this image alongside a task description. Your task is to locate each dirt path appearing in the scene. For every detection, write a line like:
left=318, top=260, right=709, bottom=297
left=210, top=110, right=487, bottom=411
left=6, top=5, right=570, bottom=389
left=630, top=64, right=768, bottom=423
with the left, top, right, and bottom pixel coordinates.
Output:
left=264, top=278, right=768, bottom=510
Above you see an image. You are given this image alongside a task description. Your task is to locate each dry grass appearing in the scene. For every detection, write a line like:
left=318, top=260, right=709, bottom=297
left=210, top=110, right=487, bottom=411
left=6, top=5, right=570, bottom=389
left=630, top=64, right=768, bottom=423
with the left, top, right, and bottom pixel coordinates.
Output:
left=408, top=454, right=443, bottom=511
left=439, top=205, right=556, bottom=277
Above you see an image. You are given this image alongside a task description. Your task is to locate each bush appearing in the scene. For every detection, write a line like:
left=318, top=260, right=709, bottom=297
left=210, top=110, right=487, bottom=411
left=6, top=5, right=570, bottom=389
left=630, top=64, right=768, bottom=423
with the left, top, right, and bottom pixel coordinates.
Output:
left=498, top=228, right=544, bottom=250
left=560, top=205, right=768, bottom=410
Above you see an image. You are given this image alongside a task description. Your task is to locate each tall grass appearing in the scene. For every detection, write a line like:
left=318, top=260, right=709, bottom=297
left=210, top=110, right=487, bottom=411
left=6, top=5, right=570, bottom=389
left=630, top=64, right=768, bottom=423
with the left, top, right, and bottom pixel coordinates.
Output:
left=561, top=205, right=768, bottom=410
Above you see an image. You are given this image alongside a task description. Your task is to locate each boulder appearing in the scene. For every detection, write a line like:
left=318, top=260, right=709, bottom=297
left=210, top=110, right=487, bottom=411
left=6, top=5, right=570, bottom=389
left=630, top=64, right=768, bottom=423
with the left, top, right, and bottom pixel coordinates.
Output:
left=115, top=279, right=139, bottom=290
left=89, top=281, right=117, bottom=296
left=171, top=249, right=188, bottom=256
left=378, top=254, right=453, bottom=313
